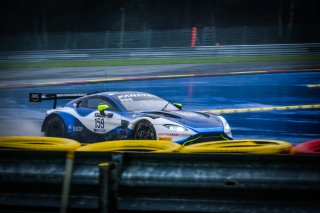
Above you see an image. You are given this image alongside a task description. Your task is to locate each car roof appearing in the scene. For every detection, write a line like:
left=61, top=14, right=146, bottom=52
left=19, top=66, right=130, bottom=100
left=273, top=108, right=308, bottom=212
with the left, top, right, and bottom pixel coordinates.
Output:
left=65, top=91, right=153, bottom=107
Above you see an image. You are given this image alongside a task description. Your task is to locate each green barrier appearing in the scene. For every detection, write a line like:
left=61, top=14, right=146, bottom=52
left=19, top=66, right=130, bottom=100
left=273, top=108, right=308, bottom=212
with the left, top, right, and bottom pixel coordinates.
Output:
left=0, top=136, right=81, bottom=151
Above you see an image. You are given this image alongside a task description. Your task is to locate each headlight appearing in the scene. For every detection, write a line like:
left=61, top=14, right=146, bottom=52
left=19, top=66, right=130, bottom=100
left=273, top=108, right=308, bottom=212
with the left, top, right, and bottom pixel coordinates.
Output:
left=164, top=124, right=188, bottom=132
left=218, top=116, right=232, bottom=137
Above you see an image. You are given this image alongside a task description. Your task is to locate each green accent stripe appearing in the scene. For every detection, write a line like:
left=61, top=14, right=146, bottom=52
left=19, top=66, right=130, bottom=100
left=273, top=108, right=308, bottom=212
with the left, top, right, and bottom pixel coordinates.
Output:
left=182, top=136, right=202, bottom=146
left=221, top=134, right=230, bottom=141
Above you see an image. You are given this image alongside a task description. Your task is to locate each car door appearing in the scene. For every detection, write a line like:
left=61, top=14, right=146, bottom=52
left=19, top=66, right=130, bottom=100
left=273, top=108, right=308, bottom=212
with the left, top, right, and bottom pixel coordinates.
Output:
left=79, top=96, right=122, bottom=137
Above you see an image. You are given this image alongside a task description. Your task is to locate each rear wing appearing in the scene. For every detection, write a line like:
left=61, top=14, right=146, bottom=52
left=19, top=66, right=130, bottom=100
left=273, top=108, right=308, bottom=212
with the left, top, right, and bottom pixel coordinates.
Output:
left=29, top=93, right=86, bottom=109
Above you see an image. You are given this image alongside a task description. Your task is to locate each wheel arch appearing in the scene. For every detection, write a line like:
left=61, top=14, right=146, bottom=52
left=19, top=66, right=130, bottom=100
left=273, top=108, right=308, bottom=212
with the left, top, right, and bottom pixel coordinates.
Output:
left=132, top=117, right=155, bottom=130
left=133, top=118, right=157, bottom=140
left=41, top=112, right=65, bottom=132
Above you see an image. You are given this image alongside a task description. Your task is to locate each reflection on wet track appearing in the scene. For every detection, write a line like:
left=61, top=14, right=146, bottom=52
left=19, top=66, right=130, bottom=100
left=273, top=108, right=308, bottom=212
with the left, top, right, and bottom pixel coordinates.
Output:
left=0, top=72, right=319, bottom=144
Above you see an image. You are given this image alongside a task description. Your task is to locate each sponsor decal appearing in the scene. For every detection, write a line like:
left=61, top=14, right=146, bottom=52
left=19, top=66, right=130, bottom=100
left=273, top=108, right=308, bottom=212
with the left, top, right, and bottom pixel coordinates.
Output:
left=159, top=137, right=172, bottom=141
left=29, top=93, right=42, bottom=102
left=117, top=93, right=158, bottom=103
left=120, top=98, right=133, bottom=102
left=175, top=111, right=203, bottom=118
left=94, top=113, right=106, bottom=117
left=68, top=125, right=83, bottom=132
left=158, top=133, right=180, bottom=137
left=118, top=93, right=154, bottom=99
left=94, top=128, right=106, bottom=133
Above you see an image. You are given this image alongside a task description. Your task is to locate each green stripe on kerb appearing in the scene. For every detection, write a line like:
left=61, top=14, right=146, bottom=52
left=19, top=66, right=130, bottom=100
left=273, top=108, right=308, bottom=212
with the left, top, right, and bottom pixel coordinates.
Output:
left=203, top=104, right=320, bottom=114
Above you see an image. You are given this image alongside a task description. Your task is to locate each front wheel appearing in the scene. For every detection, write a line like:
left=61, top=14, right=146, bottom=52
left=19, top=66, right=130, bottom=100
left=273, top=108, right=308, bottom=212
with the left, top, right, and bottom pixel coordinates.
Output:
left=45, top=116, right=66, bottom=138
left=134, top=120, right=156, bottom=140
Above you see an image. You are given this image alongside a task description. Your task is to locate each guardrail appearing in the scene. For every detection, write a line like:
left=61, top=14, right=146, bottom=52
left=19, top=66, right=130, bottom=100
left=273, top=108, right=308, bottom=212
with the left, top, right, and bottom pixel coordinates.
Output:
left=0, top=150, right=319, bottom=213
left=0, top=43, right=320, bottom=62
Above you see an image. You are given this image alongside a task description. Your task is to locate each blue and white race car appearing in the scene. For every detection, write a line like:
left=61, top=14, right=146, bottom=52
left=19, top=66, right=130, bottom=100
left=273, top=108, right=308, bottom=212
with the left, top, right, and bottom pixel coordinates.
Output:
left=30, top=91, right=232, bottom=144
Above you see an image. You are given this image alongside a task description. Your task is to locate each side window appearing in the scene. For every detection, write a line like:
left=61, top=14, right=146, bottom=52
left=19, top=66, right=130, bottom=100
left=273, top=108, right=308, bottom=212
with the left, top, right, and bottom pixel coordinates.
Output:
left=73, top=98, right=85, bottom=108
left=86, top=97, right=118, bottom=111
left=76, top=100, right=85, bottom=108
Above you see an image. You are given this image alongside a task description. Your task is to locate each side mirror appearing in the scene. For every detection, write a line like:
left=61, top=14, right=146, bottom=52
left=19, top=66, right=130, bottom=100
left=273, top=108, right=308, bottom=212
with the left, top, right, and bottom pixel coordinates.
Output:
left=97, top=104, right=109, bottom=116
left=174, top=103, right=182, bottom=110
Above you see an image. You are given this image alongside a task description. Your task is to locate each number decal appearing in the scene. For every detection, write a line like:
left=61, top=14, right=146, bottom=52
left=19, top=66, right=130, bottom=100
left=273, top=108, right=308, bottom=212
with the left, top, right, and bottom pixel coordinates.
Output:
left=95, top=118, right=105, bottom=129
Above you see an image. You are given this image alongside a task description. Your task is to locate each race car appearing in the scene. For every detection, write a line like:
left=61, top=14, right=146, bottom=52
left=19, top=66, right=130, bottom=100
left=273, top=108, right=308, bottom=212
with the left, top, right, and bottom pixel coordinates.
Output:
left=29, top=91, right=233, bottom=144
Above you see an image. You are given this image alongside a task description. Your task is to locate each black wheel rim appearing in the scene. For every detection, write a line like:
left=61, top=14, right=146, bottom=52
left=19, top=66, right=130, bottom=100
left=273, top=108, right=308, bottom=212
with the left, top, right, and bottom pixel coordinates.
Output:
left=136, top=124, right=155, bottom=140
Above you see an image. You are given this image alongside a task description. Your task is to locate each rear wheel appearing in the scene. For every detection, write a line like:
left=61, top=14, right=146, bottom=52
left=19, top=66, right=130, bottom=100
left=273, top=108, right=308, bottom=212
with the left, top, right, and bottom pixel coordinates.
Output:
left=134, top=120, right=156, bottom=140
left=45, top=116, right=66, bottom=137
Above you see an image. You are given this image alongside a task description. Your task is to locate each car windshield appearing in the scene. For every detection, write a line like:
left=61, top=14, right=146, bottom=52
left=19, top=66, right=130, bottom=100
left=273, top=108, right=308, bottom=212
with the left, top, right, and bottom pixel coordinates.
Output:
left=113, top=93, right=178, bottom=112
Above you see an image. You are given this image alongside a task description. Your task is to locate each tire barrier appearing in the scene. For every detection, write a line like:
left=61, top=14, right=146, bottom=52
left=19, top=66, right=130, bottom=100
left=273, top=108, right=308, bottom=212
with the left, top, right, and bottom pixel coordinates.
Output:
left=290, top=139, right=320, bottom=154
left=180, top=139, right=293, bottom=154
left=77, top=140, right=182, bottom=153
left=0, top=136, right=81, bottom=151
left=0, top=137, right=293, bottom=154
left=77, top=139, right=292, bottom=154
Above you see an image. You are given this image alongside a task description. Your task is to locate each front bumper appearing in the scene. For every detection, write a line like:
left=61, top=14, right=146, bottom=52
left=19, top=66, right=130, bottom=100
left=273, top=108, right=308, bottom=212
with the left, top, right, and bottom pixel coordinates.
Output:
left=175, top=132, right=233, bottom=145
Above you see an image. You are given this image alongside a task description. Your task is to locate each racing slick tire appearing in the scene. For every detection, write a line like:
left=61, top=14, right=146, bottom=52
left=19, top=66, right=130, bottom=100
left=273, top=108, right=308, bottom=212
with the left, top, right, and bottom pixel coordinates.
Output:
left=45, top=116, right=66, bottom=138
left=134, top=120, right=156, bottom=140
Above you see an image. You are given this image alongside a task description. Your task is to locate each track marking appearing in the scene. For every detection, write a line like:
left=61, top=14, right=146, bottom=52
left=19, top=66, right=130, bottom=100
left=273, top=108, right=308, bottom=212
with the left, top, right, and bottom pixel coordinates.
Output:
left=307, top=84, right=320, bottom=88
left=230, top=71, right=268, bottom=74
left=203, top=104, right=320, bottom=114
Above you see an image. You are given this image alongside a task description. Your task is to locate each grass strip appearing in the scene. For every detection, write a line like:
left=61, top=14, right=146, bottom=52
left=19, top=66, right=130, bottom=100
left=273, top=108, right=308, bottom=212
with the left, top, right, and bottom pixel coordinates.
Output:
left=1, top=55, right=320, bottom=69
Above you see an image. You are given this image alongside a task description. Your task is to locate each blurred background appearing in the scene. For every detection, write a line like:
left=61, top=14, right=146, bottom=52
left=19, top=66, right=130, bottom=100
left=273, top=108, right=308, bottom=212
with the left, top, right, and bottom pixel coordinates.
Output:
left=1, top=0, right=320, bottom=50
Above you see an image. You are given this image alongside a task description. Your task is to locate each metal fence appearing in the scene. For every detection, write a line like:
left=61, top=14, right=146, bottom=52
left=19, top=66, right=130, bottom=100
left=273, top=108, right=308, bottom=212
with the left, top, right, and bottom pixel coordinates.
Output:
left=1, top=25, right=320, bottom=51
left=1, top=43, right=320, bottom=62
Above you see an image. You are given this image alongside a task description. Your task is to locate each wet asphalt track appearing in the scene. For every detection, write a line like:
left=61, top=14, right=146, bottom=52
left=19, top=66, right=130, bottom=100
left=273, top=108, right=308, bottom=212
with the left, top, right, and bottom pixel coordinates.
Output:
left=0, top=61, right=319, bottom=144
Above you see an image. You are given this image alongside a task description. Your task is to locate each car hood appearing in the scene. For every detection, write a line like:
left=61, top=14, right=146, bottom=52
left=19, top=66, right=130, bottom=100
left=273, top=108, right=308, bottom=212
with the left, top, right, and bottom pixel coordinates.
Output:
left=140, top=110, right=223, bottom=129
